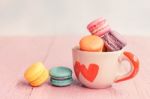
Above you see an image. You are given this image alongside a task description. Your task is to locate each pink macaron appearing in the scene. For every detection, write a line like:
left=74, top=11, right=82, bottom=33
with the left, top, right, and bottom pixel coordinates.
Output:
left=87, top=17, right=111, bottom=37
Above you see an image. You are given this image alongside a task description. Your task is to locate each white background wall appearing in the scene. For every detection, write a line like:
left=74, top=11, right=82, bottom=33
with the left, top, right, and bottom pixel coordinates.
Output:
left=0, top=0, right=150, bottom=36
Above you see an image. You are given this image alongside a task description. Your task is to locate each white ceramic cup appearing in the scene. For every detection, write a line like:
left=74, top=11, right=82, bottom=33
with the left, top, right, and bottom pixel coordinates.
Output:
left=72, top=46, right=139, bottom=89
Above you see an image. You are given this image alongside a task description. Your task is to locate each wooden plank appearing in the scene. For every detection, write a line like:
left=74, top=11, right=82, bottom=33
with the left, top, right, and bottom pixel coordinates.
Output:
left=0, top=37, right=54, bottom=99
left=127, top=36, right=150, bottom=99
left=109, top=36, right=150, bottom=99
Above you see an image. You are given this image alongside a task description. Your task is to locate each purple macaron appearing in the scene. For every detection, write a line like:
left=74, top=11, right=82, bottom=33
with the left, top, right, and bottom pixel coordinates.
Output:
left=101, top=31, right=127, bottom=51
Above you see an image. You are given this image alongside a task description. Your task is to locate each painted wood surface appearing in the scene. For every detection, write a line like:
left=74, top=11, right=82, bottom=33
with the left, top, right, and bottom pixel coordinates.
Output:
left=0, top=36, right=149, bottom=99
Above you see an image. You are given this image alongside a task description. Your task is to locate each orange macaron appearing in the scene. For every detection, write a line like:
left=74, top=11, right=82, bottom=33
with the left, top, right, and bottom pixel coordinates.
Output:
left=79, top=35, right=104, bottom=52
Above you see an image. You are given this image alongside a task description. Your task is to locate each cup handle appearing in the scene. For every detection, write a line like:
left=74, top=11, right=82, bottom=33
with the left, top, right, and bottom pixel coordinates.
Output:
left=114, top=51, right=139, bottom=83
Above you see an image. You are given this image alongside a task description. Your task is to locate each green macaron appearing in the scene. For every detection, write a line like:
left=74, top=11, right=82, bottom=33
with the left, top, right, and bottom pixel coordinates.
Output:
left=49, top=66, right=73, bottom=87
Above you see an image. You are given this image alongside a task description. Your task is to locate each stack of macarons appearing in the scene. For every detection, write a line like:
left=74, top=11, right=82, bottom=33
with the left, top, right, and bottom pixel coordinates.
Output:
left=80, top=17, right=127, bottom=52
left=24, top=62, right=73, bottom=87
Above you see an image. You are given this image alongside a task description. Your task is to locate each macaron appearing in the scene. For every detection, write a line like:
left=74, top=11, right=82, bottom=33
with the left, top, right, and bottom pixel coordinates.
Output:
left=79, top=35, right=104, bottom=52
left=49, top=66, right=73, bottom=87
left=24, top=62, right=49, bottom=87
left=87, top=17, right=111, bottom=37
left=102, top=31, right=127, bottom=51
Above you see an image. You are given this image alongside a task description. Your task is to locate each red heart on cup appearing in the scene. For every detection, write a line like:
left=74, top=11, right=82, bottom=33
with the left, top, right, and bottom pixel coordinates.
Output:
left=74, top=61, right=99, bottom=82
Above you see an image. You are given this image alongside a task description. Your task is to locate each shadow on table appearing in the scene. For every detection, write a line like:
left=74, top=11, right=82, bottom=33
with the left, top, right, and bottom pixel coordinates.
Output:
left=16, top=79, right=31, bottom=89
left=71, top=79, right=121, bottom=96
left=16, top=79, right=121, bottom=97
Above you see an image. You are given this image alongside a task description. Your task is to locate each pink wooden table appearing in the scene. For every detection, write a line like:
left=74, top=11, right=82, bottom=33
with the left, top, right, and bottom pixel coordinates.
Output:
left=0, top=36, right=150, bottom=99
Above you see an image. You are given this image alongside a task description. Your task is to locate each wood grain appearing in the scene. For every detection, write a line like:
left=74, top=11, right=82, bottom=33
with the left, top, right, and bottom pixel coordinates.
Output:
left=0, top=36, right=149, bottom=99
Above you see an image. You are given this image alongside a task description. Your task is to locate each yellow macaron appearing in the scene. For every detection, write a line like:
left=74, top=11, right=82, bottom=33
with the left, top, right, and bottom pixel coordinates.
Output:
left=24, top=62, right=49, bottom=87
left=79, top=35, right=104, bottom=52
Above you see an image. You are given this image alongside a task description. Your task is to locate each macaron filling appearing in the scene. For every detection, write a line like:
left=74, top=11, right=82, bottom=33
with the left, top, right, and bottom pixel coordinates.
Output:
left=50, top=78, right=73, bottom=86
left=92, top=22, right=109, bottom=34
left=51, top=76, right=72, bottom=80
